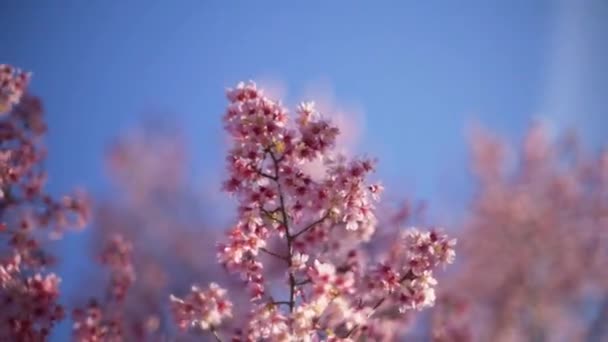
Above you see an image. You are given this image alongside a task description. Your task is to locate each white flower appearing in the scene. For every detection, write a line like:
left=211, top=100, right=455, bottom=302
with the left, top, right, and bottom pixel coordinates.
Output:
left=291, top=252, right=310, bottom=271
left=297, top=101, right=318, bottom=125
left=292, top=303, right=317, bottom=338
left=297, top=101, right=316, bottom=115
left=312, top=260, right=336, bottom=279
left=368, top=183, right=384, bottom=201
left=344, top=214, right=359, bottom=231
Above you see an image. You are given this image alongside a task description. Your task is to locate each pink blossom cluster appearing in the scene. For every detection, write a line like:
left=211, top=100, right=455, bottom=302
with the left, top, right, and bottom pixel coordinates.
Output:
left=71, top=235, right=136, bottom=341
left=371, top=229, right=456, bottom=313
left=98, top=234, right=136, bottom=302
left=0, top=64, right=91, bottom=340
left=0, top=64, right=30, bottom=115
left=436, top=125, right=608, bottom=341
left=170, top=82, right=456, bottom=341
left=0, top=257, right=64, bottom=341
left=86, top=124, right=245, bottom=339
left=56, top=118, right=263, bottom=341
left=169, top=283, right=233, bottom=332
left=72, top=299, right=123, bottom=342
left=429, top=294, right=471, bottom=342
left=3, top=62, right=606, bottom=341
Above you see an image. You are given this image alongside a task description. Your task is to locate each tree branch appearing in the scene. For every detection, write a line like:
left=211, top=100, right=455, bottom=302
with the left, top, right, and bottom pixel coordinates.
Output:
left=293, top=212, right=330, bottom=239
left=260, top=247, right=289, bottom=262
left=344, top=270, right=415, bottom=338
left=210, top=326, right=223, bottom=342
left=268, top=151, right=298, bottom=314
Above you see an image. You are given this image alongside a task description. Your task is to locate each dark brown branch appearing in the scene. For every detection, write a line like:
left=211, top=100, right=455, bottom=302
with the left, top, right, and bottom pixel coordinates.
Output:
left=255, top=149, right=276, bottom=180
left=210, top=326, right=223, bottom=342
left=293, top=213, right=330, bottom=239
left=260, top=247, right=288, bottom=262
left=295, top=278, right=312, bottom=286
left=268, top=151, right=298, bottom=314
left=256, top=169, right=277, bottom=181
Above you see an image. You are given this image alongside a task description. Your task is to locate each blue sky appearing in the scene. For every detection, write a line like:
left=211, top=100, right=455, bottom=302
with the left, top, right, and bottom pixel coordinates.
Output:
left=2, top=1, right=606, bottom=213
left=1, top=0, right=607, bottom=339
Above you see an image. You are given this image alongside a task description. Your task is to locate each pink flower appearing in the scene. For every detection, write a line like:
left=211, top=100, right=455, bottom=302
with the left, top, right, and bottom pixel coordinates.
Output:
left=246, top=304, right=289, bottom=340
left=0, top=64, right=30, bottom=114
left=291, top=252, right=310, bottom=271
left=169, top=283, right=233, bottom=331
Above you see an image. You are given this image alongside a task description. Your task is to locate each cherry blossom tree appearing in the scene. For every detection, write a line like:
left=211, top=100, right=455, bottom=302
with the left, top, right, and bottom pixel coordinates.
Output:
left=169, top=82, right=456, bottom=341
left=0, top=64, right=90, bottom=341
left=71, top=234, right=135, bottom=342
left=70, top=124, right=249, bottom=341
left=2, top=64, right=456, bottom=341
left=434, top=125, right=608, bottom=342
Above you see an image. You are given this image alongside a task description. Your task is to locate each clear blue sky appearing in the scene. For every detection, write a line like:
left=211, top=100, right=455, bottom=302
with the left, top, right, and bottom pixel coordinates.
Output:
left=1, top=1, right=606, bottom=339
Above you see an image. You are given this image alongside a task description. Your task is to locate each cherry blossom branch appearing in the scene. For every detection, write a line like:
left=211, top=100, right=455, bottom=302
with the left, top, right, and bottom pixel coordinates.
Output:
left=268, top=152, right=289, bottom=230
left=293, top=212, right=330, bottom=239
left=210, top=326, right=223, bottom=342
left=256, top=170, right=277, bottom=181
left=260, top=247, right=288, bottom=262
left=344, top=270, right=416, bottom=338
left=268, top=150, right=298, bottom=314
left=178, top=81, right=457, bottom=340
left=295, top=278, right=312, bottom=286
left=255, top=149, right=277, bottom=181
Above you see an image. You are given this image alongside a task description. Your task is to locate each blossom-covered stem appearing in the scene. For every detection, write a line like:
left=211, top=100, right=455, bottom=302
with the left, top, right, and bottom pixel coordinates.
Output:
left=292, top=213, right=330, bottom=239
left=268, top=152, right=288, bottom=229
left=345, top=270, right=416, bottom=338
left=256, top=170, right=277, bottom=181
left=344, top=297, right=386, bottom=338
left=268, top=151, right=298, bottom=314
left=286, top=244, right=297, bottom=314
left=295, top=278, right=311, bottom=286
left=196, top=81, right=456, bottom=340
left=210, top=326, right=223, bottom=342
left=288, top=270, right=297, bottom=306
left=260, top=247, right=288, bottom=262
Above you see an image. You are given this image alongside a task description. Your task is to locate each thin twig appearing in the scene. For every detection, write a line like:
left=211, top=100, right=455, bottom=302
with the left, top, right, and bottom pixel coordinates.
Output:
left=260, top=247, right=289, bottom=262
left=293, top=213, right=330, bottom=238
left=256, top=170, right=277, bottom=180
left=295, top=278, right=312, bottom=286
left=210, top=326, right=223, bottom=342
left=269, top=151, right=298, bottom=314
left=271, top=301, right=292, bottom=307
left=255, top=150, right=276, bottom=180
left=344, top=297, right=386, bottom=338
